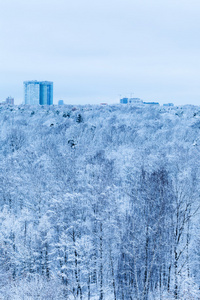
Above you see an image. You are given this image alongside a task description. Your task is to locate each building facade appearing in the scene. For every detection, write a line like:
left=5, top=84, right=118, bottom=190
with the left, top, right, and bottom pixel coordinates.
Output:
left=58, top=100, right=64, bottom=105
left=120, top=97, right=143, bottom=105
left=128, top=98, right=143, bottom=105
left=6, top=97, right=14, bottom=105
left=163, top=103, right=174, bottom=107
left=143, top=102, right=159, bottom=106
left=24, top=81, right=53, bottom=105
left=120, top=97, right=128, bottom=104
left=120, top=97, right=160, bottom=106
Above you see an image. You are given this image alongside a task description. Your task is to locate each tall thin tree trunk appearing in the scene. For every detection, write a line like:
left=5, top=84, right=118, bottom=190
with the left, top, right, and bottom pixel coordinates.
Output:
left=174, top=248, right=178, bottom=300
left=143, top=225, right=149, bottom=300
left=99, top=222, right=103, bottom=300
left=109, top=248, right=116, bottom=300
left=167, top=265, right=171, bottom=292
left=73, top=229, right=82, bottom=300
left=88, top=273, right=91, bottom=300
left=186, top=218, right=190, bottom=278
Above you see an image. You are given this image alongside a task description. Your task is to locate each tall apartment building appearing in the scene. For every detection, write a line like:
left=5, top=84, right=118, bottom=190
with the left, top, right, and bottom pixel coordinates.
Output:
left=24, top=81, right=53, bottom=105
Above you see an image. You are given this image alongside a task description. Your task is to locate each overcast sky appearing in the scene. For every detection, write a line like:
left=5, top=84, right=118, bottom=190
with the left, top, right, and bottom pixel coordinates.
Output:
left=1, top=0, right=200, bottom=105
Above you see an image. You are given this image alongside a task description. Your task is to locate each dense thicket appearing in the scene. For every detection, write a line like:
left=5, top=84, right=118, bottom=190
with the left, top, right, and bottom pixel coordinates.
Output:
left=0, top=104, right=199, bottom=299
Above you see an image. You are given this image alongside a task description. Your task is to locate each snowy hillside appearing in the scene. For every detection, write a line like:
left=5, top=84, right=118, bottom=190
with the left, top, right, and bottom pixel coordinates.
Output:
left=0, top=104, right=200, bottom=299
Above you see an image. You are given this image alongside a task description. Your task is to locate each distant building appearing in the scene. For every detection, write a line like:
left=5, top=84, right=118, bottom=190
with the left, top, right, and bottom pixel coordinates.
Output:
left=143, top=102, right=159, bottom=106
left=163, top=103, right=174, bottom=107
left=120, top=97, right=143, bottom=105
left=24, top=81, right=53, bottom=105
left=128, top=98, right=143, bottom=105
left=6, top=96, right=14, bottom=105
left=58, top=100, right=64, bottom=105
left=120, top=97, right=161, bottom=106
left=120, top=98, right=128, bottom=104
left=100, top=103, right=108, bottom=106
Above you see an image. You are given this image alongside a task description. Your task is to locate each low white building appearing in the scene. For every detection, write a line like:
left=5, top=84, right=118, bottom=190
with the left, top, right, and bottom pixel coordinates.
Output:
left=128, top=98, right=144, bottom=105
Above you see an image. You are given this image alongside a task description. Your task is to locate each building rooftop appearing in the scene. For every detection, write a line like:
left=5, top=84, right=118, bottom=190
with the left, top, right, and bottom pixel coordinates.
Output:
left=23, top=80, right=53, bottom=84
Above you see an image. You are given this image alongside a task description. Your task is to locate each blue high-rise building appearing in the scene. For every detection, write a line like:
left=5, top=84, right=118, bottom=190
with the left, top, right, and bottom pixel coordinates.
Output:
left=24, top=81, right=53, bottom=105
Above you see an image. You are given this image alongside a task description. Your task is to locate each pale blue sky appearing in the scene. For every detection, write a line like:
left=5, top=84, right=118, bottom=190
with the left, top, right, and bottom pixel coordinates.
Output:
left=1, top=0, right=200, bottom=105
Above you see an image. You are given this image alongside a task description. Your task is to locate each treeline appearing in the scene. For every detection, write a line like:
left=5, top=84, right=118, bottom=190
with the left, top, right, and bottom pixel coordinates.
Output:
left=0, top=104, right=199, bottom=299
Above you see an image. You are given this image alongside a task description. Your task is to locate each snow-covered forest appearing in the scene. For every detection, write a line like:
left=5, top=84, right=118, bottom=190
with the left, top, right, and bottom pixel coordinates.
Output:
left=0, top=104, right=200, bottom=300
